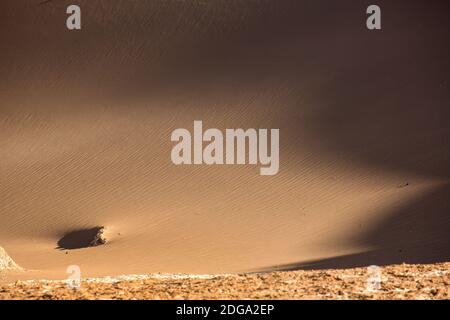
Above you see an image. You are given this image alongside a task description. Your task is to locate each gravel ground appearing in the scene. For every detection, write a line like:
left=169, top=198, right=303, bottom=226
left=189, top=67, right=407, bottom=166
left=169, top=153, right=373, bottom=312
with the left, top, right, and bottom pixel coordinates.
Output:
left=0, top=262, right=449, bottom=300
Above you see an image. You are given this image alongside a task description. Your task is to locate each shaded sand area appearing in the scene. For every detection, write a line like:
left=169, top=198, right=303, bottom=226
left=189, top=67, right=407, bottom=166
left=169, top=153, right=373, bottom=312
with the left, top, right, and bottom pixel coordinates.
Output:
left=1, top=263, right=449, bottom=300
left=0, top=0, right=449, bottom=283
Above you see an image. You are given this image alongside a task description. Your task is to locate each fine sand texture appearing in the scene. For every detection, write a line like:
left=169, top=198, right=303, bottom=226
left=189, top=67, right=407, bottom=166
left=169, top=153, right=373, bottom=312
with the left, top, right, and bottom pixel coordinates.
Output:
left=0, top=0, right=449, bottom=283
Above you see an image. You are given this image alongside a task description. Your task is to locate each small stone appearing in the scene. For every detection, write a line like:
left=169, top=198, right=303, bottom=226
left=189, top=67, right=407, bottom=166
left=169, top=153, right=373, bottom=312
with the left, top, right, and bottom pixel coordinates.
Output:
left=57, top=226, right=108, bottom=250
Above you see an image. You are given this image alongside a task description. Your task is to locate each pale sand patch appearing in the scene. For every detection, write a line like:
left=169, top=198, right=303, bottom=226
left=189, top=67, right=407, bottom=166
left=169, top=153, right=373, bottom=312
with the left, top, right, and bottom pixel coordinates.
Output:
left=0, top=247, right=22, bottom=271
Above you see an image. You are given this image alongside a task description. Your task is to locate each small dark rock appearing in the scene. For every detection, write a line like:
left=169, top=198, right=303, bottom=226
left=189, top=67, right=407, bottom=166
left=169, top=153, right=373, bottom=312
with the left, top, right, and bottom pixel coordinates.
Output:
left=57, top=227, right=107, bottom=250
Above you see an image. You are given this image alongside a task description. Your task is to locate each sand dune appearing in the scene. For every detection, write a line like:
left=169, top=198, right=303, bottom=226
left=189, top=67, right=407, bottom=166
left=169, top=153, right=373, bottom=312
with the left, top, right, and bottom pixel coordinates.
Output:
left=0, top=0, right=449, bottom=282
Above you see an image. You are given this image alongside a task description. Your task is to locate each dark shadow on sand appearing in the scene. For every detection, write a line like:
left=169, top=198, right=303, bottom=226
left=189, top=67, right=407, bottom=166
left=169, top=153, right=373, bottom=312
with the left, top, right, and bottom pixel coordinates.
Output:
left=56, top=227, right=105, bottom=250
left=256, top=1, right=450, bottom=271
left=260, top=184, right=450, bottom=272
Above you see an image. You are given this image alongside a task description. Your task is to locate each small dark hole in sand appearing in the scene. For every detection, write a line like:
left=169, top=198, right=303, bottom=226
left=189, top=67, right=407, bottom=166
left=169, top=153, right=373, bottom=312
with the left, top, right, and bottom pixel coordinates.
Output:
left=57, top=227, right=106, bottom=250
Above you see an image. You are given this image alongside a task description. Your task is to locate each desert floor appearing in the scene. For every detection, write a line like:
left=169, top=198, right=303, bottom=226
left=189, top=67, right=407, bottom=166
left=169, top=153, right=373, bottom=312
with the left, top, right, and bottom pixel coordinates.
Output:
left=1, top=262, right=449, bottom=300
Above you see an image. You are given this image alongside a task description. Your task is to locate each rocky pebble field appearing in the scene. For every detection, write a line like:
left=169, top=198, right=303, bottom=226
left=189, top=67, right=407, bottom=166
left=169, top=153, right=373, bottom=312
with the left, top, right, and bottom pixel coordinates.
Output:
left=0, top=263, right=448, bottom=300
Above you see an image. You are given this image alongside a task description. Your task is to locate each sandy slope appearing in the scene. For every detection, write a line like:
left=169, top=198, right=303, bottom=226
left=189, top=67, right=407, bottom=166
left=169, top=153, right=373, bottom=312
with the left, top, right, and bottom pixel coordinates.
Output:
left=0, top=0, right=449, bottom=282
